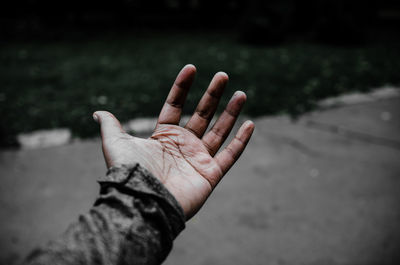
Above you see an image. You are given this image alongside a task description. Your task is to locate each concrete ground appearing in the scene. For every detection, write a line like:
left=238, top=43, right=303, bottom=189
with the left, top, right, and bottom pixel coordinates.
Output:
left=0, top=97, right=399, bottom=265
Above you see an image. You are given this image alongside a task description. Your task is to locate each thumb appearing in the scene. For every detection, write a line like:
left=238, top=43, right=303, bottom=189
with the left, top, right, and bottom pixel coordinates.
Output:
left=93, top=111, right=124, bottom=140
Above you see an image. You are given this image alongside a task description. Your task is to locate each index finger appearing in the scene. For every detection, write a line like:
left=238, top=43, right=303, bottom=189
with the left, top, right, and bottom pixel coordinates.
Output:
left=157, top=64, right=196, bottom=126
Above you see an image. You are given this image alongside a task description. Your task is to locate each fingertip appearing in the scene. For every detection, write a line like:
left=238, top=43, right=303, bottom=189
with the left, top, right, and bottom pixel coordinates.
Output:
left=93, top=111, right=124, bottom=138
left=216, top=71, right=229, bottom=81
left=238, top=120, right=255, bottom=140
left=244, top=120, right=254, bottom=128
left=234, top=90, right=247, bottom=100
left=231, top=91, right=247, bottom=107
left=93, top=110, right=108, bottom=120
left=183, top=64, right=197, bottom=73
left=92, top=112, right=99, bottom=123
left=93, top=111, right=117, bottom=123
left=244, top=120, right=255, bottom=133
left=175, top=64, right=197, bottom=87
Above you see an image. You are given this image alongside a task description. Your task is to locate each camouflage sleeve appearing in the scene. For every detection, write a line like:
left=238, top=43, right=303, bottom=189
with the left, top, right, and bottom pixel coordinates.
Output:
left=23, top=163, right=186, bottom=265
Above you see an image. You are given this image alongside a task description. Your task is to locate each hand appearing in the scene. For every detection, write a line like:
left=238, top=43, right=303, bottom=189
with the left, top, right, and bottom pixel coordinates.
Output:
left=93, top=64, right=254, bottom=219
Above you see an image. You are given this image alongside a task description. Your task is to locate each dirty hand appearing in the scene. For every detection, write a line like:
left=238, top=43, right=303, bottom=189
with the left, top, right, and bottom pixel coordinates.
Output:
left=93, top=64, right=254, bottom=219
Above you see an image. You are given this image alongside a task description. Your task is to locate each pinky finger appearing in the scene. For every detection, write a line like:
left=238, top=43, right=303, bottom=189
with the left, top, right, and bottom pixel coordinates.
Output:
left=215, top=120, right=255, bottom=175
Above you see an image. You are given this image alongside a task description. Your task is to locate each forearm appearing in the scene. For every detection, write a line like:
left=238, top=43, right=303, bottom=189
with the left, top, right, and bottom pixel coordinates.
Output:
left=24, top=164, right=185, bottom=265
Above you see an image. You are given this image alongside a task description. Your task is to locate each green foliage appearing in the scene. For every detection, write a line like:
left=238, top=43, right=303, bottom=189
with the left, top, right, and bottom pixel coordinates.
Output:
left=1, top=33, right=399, bottom=146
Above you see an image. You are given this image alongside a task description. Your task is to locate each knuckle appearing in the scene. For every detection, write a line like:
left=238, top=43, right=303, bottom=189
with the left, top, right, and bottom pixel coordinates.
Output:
left=196, top=108, right=212, bottom=120
left=225, top=146, right=237, bottom=160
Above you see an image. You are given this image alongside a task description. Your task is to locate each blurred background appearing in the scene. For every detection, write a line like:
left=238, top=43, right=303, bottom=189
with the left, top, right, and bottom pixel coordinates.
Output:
left=0, top=1, right=400, bottom=264
left=1, top=0, right=400, bottom=146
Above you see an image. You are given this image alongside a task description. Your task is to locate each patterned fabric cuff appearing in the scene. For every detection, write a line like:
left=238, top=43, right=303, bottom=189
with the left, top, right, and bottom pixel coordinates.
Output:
left=97, top=163, right=186, bottom=238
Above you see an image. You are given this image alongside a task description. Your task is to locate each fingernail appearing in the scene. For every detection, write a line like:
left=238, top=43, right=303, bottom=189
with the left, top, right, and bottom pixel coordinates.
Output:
left=234, top=90, right=245, bottom=97
left=93, top=113, right=99, bottom=123
left=245, top=120, right=254, bottom=127
left=216, top=71, right=228, bottom=78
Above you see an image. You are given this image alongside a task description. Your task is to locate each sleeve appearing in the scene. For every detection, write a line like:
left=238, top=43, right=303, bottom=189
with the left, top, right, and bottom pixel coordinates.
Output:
left=23, top=163, right=186, bottom=265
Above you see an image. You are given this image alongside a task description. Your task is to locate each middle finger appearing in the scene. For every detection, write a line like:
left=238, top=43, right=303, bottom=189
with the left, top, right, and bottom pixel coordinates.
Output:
left=184, top=72, right=228, bottom=138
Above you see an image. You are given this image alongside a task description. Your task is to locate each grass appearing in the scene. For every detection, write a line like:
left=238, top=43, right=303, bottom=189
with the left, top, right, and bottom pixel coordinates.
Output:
left=1, top=31, right=399, bottom=146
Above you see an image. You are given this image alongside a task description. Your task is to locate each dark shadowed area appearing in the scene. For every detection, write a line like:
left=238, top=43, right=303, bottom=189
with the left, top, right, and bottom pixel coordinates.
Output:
left=0, top=1, right=400, bottom=264
left=1, top=0, right=400, bottom=146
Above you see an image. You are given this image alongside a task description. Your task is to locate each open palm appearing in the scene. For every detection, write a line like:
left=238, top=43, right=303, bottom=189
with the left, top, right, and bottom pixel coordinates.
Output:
left=93, top=65, right=254, bottom=219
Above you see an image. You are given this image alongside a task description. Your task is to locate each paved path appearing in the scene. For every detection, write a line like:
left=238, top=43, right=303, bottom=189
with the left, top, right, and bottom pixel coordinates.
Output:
left=0, top=98, right=399, bottom=265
